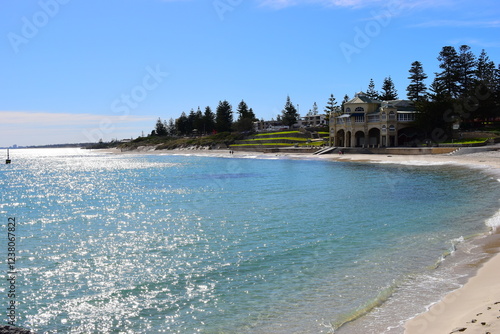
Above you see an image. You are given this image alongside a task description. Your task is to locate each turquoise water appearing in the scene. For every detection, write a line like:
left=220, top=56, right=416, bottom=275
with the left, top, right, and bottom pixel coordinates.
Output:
left=1, top=148, right=500, bottom=333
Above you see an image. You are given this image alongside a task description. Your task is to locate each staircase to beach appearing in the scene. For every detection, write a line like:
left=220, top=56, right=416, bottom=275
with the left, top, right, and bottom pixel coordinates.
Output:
left=446, top=146, right=499, bottom=156
left=313, top=147, right=337, bottom=155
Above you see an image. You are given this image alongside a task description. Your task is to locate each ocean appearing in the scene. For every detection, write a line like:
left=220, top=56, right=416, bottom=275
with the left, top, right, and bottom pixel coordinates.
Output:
left=1, top=148, right=500, bottom=333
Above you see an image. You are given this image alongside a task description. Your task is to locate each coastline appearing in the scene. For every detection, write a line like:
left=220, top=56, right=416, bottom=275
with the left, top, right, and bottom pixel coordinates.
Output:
left=101, top=146, right=500, bottom=333
left=324, top=149, right=500, bottom=333
left=102, top=146, right=500, bottom=174
left=404, top=231, right=500, bottom=334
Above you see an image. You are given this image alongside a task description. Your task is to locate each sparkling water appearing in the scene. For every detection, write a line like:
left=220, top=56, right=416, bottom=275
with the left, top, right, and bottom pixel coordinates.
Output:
left=1, top=148, right=499, bottom=333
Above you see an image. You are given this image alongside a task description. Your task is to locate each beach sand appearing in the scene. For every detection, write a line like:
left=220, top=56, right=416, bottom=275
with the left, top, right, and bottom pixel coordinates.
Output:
left=322, top=150, right=500, bottom=334
left=103, top=146, right=500, bottom=333
left=404, top=233, right=500, bottom=334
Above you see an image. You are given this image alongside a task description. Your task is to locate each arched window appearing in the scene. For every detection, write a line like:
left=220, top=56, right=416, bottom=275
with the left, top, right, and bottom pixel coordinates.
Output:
left=382, top=125, right=387, bottom=132
left=381, top=112, right=386, bottom=120
left=355, top=107, right=364, bottom=113
left=346, top=107, right=351, bottom=113
left=389, top=125, right=396, bottom=132
left=389, top=111, right=396, bottom=120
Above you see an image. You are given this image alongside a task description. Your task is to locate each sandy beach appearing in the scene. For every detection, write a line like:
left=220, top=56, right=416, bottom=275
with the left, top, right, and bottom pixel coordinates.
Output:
left=316, top=149, right=500, bottom=333
left=312, top=149, right=500, bottom=334
left=105, top=146, right=500, bottom=333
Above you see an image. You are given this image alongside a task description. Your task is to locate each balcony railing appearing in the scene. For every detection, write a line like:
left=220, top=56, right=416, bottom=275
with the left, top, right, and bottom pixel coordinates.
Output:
left=398, top=114, right=416, bottom=122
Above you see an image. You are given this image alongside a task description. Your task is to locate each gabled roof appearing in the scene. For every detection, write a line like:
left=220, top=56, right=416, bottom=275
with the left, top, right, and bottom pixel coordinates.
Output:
left=381, top=99, right=415, bottom=111
left=347, top=92, right=380, bottom=104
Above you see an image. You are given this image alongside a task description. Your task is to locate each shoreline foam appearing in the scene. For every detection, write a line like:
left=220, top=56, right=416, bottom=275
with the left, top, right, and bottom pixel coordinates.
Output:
left=99, top=146, right=500, bottom=333
left=404, top=231, right=500, bottom=334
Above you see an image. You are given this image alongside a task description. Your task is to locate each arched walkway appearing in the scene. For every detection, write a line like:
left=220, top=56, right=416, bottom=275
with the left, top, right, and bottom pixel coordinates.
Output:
left=368, top=128, right=381, bottom=147
left=336, top=130, right=345, bottom=147
left=355, top=131, right=365, bottom=147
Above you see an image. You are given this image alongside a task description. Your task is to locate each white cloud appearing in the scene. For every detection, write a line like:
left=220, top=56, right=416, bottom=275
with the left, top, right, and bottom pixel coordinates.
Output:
left=447, top=38, right=500, bottom=48
left=257, top=0, right=452, bottom=9
left=411, top=19, right=500, bottom=28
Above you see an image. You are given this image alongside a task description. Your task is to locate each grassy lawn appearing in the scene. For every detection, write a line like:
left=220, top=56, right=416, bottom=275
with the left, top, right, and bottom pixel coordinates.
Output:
left=230, top=143, right=294, bottom=147
left=254, top=131, right=301, bottom=137
left=241, top=137, right=309, bottom=142
left=441, top=138, right=489, bottom=145
left=233, top=130, right=328, bottom=148
left=231, top=142, right=326, bottom=147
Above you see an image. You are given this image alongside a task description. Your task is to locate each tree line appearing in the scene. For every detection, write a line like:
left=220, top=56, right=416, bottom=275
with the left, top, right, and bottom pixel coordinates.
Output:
left=152, top=100, right=257, bottom=137
left=408, top=45, right=500, bottom=138
left=360, top=45, right=499, bottom=109
left=150, top=45, right=499, bottom=139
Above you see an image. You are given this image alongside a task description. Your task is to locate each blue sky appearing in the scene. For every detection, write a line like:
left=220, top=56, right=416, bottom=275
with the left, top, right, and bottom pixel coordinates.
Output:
left=1, top=0, right=499, bottom=146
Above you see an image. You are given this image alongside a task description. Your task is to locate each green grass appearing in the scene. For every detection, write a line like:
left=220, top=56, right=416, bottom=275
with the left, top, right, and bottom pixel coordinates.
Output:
left=241, top=137, right=309, bottom=142
left=254, top=131, right=301, bottom=137
left=441, top=138, right=489, bottom=144
left=230, top=143, right=294, bottom=147
left=231, top=142, right=327, bottom=147
left=233, top=130, right=329, bottom=148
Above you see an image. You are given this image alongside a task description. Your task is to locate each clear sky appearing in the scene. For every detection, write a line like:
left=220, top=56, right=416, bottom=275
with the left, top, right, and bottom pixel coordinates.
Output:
left=1, top=0, right=499, bottom=147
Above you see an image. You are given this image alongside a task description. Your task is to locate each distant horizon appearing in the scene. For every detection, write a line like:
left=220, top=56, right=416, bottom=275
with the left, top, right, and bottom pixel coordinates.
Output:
left=1, top=0, right=499, bottom=147
left=0, top=142, right=98, bottom=149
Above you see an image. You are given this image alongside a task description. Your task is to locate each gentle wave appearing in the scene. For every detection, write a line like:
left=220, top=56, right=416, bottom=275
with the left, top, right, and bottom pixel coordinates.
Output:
left=333, top=282, right=398, bottom=331
left=485, top=206, right=500, bottom=229
left=371, top=160, right=456, bottom=166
